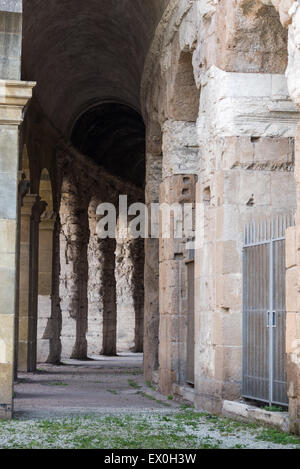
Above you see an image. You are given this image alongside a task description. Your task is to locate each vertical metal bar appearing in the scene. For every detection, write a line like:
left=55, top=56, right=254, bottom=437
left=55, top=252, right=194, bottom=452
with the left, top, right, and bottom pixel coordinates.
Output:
left=269, top=229, right=274, bottom=407
left=242, top=244, right=246, bottom=396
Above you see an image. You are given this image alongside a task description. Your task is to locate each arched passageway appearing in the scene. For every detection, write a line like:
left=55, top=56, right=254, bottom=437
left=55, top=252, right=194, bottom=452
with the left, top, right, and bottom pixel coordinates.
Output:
left=15, top=0, right=169, bottom=384
left=2, top=0, right=300, bottom=435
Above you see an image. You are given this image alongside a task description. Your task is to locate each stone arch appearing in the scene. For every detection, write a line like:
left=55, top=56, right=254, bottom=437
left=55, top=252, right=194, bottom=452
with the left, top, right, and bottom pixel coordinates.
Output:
left=168, top=49, right=200, bottom=122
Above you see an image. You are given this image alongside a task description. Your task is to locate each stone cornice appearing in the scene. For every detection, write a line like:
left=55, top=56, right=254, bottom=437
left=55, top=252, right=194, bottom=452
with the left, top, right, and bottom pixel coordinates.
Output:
left=0, top=80, right=36, bottom=125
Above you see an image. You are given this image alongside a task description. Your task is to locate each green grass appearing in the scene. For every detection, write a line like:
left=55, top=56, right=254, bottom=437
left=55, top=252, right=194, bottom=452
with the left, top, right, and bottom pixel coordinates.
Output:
left=128, top=379, right=141, bottom=390
left=255, top=428, right=300, bottom=446
left=45, top=382, right=68, bottom=387
left=0, top=410, right=299, bottom=449
left=263, top=405, right=284, bottom=413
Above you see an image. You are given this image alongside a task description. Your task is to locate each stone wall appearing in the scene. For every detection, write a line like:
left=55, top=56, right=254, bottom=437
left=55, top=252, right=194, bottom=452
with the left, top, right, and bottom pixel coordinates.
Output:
left=0, top=1, right=22, bottom=80
left=141, top=0, right=300, bottom=425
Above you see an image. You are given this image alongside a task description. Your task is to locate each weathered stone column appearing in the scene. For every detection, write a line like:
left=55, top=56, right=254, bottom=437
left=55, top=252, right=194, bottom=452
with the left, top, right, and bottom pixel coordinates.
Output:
left=144, top=149, right=162, bottom=381
left=18, top=194, right=38, bottom=371
left=60, top=176, right=89, bottom=359
left=0, top=79, right=35, bottom=418
left=116, top=234, right=136, bottom=353
left=286, top=123, right=300, bottom=434
left=131, top=237, right=145, bottom=353
left=87, top=196, right=117, bottom=357
left=48, top=215, right=62, bottom=364
left=158, top=174, right=196, bottom=394
left=87, top=197, right=104, bottom=356
left=115, top=235, right=144, bottom=353
left=37, top=216, right=55, bottom=363
left=101, top=237, right=117, bottom=356
left=27, top=197, right=47, bottom=371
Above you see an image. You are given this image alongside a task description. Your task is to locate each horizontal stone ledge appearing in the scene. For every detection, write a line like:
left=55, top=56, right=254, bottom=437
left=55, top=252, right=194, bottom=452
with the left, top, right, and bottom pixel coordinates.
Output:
left=0, top=80, right=36, bottom=107
left=222, top=399, right=290, bottom=433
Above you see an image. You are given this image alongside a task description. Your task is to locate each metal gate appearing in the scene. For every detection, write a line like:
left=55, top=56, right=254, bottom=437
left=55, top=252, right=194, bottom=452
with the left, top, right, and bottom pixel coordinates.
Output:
left=242, top=215, right=294, bottom=407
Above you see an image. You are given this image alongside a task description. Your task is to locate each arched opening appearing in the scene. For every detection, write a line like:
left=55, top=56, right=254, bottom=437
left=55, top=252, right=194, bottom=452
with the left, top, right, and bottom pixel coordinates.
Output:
left=168, top=51, right=200, bottom=122
left=71, top=103, right=146, bottom=188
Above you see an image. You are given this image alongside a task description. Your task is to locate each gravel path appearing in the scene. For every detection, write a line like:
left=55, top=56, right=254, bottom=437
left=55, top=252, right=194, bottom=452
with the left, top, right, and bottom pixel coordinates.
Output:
left=7, top=354, right=300, bottom=449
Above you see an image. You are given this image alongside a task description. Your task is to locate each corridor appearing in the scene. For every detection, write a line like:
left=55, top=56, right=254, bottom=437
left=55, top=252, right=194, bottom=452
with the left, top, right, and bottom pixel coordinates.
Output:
left=14, top=354, right=179, bottom=419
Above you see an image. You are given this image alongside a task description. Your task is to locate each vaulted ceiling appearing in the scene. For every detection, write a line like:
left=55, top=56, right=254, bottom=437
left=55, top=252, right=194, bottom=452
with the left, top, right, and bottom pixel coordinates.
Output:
left=22, top=0, right=169, bottom=185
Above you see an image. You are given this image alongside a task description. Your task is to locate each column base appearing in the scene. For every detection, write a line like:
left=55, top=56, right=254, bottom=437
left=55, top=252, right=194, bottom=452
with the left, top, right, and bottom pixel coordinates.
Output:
left=0, top=403, right=13, bottom=420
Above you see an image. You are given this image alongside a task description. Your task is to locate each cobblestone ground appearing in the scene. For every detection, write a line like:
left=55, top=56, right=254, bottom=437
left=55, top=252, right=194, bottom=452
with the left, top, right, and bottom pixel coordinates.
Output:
left=3, top=354, right=299, bottom=449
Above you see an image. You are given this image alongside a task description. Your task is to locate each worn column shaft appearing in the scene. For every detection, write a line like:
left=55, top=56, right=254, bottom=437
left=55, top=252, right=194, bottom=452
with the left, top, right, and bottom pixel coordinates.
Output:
left=0, top=79, right=34, bottom=418
left=60, top=176, right=89, bottom=359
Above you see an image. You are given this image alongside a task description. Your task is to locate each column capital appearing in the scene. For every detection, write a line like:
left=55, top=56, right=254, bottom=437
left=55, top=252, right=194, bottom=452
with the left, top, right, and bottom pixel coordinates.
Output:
left=0, top=79, right=36, bottom=125
left=21, top=194, right=39, bottom=217
left=39, top=217, right=56, bottom=231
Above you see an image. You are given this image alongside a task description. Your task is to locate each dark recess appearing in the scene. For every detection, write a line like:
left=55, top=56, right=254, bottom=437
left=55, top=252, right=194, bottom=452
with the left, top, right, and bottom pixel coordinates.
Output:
left=71, top=103, right=146, bottom=188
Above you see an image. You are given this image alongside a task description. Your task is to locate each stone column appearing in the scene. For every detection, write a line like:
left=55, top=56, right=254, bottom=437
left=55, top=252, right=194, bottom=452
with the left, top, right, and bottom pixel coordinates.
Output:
left=60, top=176, right=89, bottom=359
left=48, top=216, right=62, bottom=364
left=131, top=237, right=145, bottom=353
left=115, top=234, right=144, bottom=354
left=158, top=174, right=196, bottom=395
left=87, top=197, right=117, bottom=357
left=144, top=150, right=162, bottom=381
left=101, top=237, right=117, bottom=356
left=27, top=198, right=47, bottom=371
left=0, top=80, right=35, bottom=418
left=116, top=234, right=136, bottom=353
left=37, top=216, right=55, bottom=363
left=286, top=123, right=300, bottom=434
left=87, top=197, right=104, bottom=356
left=18, top=194, right=38, bottom=371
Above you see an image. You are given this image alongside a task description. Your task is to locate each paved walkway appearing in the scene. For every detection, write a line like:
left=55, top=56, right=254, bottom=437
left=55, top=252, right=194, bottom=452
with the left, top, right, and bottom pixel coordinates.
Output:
left=14, top=353, right=180, bottom=419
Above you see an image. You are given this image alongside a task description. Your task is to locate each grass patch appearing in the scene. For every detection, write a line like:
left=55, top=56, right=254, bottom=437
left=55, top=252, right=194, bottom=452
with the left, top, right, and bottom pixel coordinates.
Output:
left=128, top=380, right=141, bottom=390
left=137, top=391, right=171, bottom=408
left=45, top=382, right=68, bottom=387
left=0, top=411, right=299, bottom=449
left=255, top=428, right=300, bottom=447
left=263, top=405, right=284, bottom=413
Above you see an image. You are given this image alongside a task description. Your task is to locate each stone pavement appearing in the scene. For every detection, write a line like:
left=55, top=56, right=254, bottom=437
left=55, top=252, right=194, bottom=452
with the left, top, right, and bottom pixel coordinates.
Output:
left=14, top=353, right=180, bottom=419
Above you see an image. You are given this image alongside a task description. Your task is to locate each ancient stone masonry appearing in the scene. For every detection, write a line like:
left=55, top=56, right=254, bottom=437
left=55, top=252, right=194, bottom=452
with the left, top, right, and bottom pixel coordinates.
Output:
left=159, top=174, right=197, bottom=394
left=115, top=229, right=145, bottom=354
left=1, top=0, right=300, bottom=435
left=87, top=197, right=104, bottom=356
left=260, top=0, right=300, bottom=434
left=140, top=0, right=300, bottom=428
left=59, top=173, right=89, bottom=359
left=0, top=78, right=35, bottom=418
